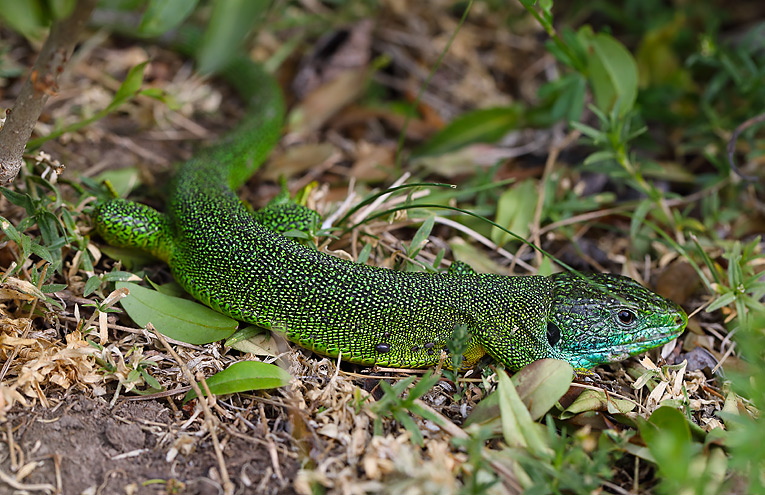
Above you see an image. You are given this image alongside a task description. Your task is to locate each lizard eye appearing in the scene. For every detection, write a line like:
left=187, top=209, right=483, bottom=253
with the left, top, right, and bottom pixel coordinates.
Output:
left=616, top=310, right=637, bottom=326
left=546, top=322, right=561, bottom=347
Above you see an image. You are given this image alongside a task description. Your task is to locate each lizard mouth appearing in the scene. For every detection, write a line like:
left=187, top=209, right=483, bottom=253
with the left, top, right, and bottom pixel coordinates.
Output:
left=566, top=311, right=687, bottom=369
left=610, top=312, right=687, bottom=355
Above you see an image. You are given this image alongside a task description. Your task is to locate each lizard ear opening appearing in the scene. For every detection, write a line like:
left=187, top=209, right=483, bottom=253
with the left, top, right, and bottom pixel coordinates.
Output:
left=546, top=322, right=561, bottom=347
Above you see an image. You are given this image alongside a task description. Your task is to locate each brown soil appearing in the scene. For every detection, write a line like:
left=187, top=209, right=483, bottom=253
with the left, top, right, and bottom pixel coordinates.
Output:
left=3, top=395, right=298, bottom=494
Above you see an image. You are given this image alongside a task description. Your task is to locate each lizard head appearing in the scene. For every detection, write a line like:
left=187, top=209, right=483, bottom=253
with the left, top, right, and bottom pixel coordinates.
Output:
left=545, top=272, right=687, bottom=370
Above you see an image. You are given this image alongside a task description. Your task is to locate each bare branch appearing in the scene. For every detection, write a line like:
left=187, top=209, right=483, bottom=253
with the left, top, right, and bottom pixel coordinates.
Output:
left=0, top=0, right=99, bottom=185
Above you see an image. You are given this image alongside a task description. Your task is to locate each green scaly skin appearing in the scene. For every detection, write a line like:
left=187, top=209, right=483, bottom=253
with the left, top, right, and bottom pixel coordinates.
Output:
left=93, top=57, right=687, bottom=371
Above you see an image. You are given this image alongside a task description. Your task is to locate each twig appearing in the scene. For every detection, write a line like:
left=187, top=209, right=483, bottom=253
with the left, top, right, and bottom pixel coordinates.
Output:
left=149, top=323, right=234, bottom=495
left=432, top=216, right=535, bottom=272
left=350, top=172, right=411, bottom=224
left=6, top=422, right=17, bottom=471
left=536, top=177, right=729, bottom=238
left=0, top=468, right=55, bottom=494
left=57, top=315, right=205, bottom=350
left=0, top=0, right=99, bottom=184
left=511, top=129, right=580, bottom=271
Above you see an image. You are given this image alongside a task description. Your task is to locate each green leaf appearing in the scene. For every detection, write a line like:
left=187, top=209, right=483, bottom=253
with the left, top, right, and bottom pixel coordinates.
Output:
left=48, top=0, right=76, bottom=19
left=0, top=216, right=22, bottom=243
left=116, top=281, right=238, bottom=344
left=706, top=291, right=736, bottom=313
left=83, top=276, right=102, bottom=297
left=225, top=325, right=280, bottom=356
left=183, top=361, right=291, bottom=402
left=630, top=199, right=654, bottom=241
left=27, top=62, right=148, bottom=148
left=95, top=167, right=141, bottom=198
left=109, top=61, right=148, bottom=110
left=196, top=0, right=270, bottom=75
left=449, top=238, right=507, bottom=275
left=140, top=367, right=162, bottom=390
left=497, top=369, right=550, bottom=456
left=139, top=0, right=199, bottom=37
left=41, top=283, right=67, bottom=293
left=582, top=150, right=616, bottom=166
left=536, top=256, right=554, bottom=277
left=29, top=242, right=55, bottom=263
left=103, top=270, right=138, bottom=283
left=638, top=406, right=698, bottom=482
left=583, top=32, right=639, bottom=117
left=0, top=0, right=46, bottom=39
left=412, top=105, right=524, bottom=158
left=148, top=280, right=187, bottom=297
left=531, top=73, right=587, bottom=126
left=406, top=216, right=435, bottom=258
left=357, top=243, right=373, bottom=264
left=491, top=179, right=538, bottom=246
left=559, top=388, right=635, bottom=419
left=512, top=359, right=573, bottom=420
left=1, top=188, right=34, bottom=213
left=465, top=359, right=572, bottom=429
left=37, top=211, right=62, bottom=246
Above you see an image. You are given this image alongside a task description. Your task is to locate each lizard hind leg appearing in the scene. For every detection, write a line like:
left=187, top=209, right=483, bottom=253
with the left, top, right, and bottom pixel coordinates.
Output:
left=93, top=199, right=173, bottom=262
left=251, top=202, right=321, bottom=236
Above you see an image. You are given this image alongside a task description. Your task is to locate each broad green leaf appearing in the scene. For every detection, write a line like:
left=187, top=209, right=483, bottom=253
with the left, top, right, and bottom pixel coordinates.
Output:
left=491, top=179, right=538, bottom=246
left=116, top=282, right=238, bottom=344
left=2, top=188, right=35, bottom=212
left=184, top=361, right=291, bottom=401
left=583, top=32, right=638, bottom=116
left=29, top=242, right=55, bottom=264
left=140, top=367, right=162, bottom=390
left=531, top=73, right=587, bottom=126
left=638, top=406, right=698, bottom=481
left=512, top=359, right=573, bottom=419
left=497, top=370, right=550, bottom=456
left=196, top=0, right=270, bottom=75
left=0, top=0, right=46, bottom=40
left=413, top=105, right=524, bottom=158
left=630, top=199, right=654, bottom=241
left=139, top=0, right=199, bottom=37
left=466, top=359, right=572, bottom=428
left=96, top=166, right=141, bottom=198
left=357, top=243, right=373, bottom=264
left=636, top=17, right=694, bottom=90
left=83, top=276, right=102, bottom=297
left=582, top=150, right=616, bottom=166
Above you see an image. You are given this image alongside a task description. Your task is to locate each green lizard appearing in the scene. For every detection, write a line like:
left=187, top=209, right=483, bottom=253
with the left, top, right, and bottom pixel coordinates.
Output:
left=93, top=57, right=687, bottom=371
